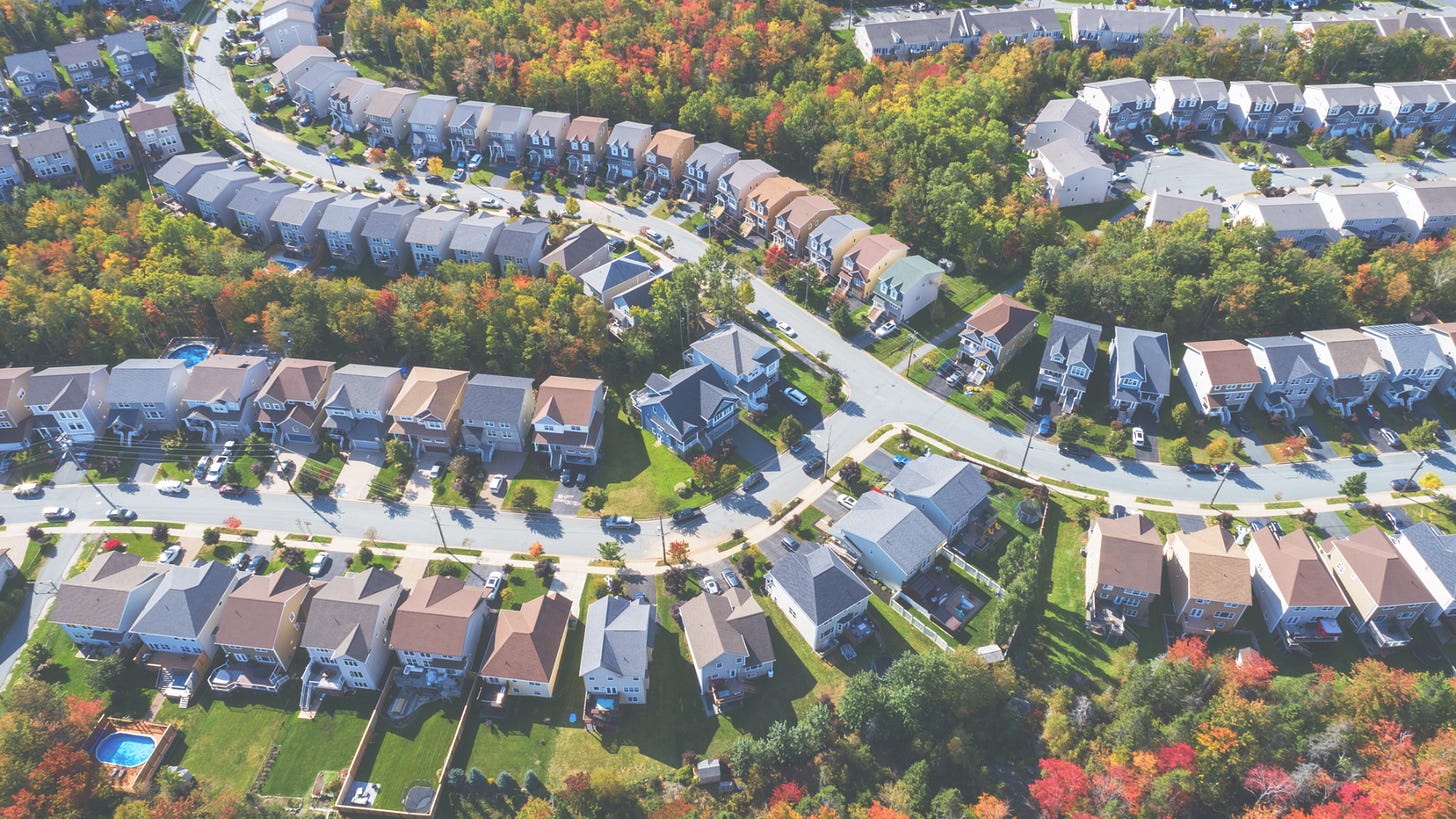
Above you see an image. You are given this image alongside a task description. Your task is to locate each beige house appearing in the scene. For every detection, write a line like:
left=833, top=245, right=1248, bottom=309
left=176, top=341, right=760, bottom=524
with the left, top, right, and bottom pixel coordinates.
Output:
left=479, top=592, right=573, bottom=698
left=680, top=586, right=775, bottom=714
left=836, top=234, right=908, bottom=299
left=387, top=367, right=468, bottom=456
left=643, top=129, right=695, bottom=192
left=1085, top=514, right=1163, bottom=626
left=1164, top=525, right=1251, bottom=634
left=532, top=376, right=605, bottom=469
left=743, top=176, right=808, bottom=239
left=1178, top=340, right=1260, bottom=424
left=1318, top=527, right=1434, bottom=650
left=771, top=194, right=839, bottom=257
left=209, top=569, right=317, bottom=694
left=390, top=575, right=489, bottom=687
left=958, top=295, right=1039, bottom=386
left=0, top=367, right=33, bottom=453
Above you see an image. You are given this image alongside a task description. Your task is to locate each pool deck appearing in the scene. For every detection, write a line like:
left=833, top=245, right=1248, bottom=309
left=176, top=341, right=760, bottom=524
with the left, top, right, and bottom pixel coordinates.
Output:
left=86, top=717, right=179, bottom=793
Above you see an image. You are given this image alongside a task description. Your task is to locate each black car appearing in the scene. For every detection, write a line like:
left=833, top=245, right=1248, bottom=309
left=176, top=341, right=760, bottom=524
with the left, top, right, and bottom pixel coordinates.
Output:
left=1214, top=462, right=1241, bottom=476
left=803, top=455, right=826, bottom=476
left=1182, top=463, right=1215, bottom=475
left=106, top=508, right=137, bottom=523
left=1058, top=442, right=1092, bottom=459
left=248, top=554, right=268, bottom=574
left=936, top=359, right=957, bottom=379
left=671, top=507, right=703, bottom=524
left=1352, top=451, right=1380, bottom=466
left=380, top=168, right=402, bottom=179
left=1392, top=479, right=1419, bottom=493
left=425, top=174, right=444, bottom=184
left=560, top=469, right=573, bottom=485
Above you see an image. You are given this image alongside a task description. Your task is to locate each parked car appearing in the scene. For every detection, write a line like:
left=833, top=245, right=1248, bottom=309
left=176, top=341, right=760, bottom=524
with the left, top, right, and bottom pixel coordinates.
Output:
left=11, top=482, right=41, bottom=498
left=1239, top=161, right=1259, bottom=171
left=42, top=506, right=73, bottom=520
left=488, top=474, right=507, bottom=495
left=479, top=195, right=500, bottom=209
left=1214, top=462, right=1241, bottom=476
left=781, top=535, right=800, bottom=551
left=1352, top=451, right=1380, bottom=466
left=1165, top=146, right=1183, bottom=156
left=231, top=552, right=251, bottom=570
left=484, top=570, right=504, bottom=600
left=327, top=154, right=347, bottom=166
left=777, top=323, right=797, bottom=338
left=640, top=228, right=665, bottom=245
left=1269, top=520, right=1285, bottom=537
left=1275, top=153, right=1293, bottom=167
left=560, top=468, right=573, bottom=484
left=789, top=437, right=811, bottom=454
left=802, top=455, right=825, bottom=476
left=106, top=508, right=137, bottom=523
left=193, top=455, right=210, bottom=479
left=308, top=553, right=332, bottom=578
left=741, top=471, right=765, bottom=491
left=1381, top=428, right=1405, bottom=449
left=892, top=454, right=911, bottom=467
left=205, top=462, right=225, bottom=484
left=702, top=576, right=721, bottom=595
left=414, top=157, right=429, bottom=171
left=1059, top=442, right=1093, bottom=459
left=1038, top=416, right=1053, bottom=437
left=248, top=554, right=268, bottom=574
left=425, top=174, right=445, bottom=184
left=672, top=506, right=704, bottom=524
left=874, top=320, right=898, bottom=338
left=1392, top=478, right=1419, bottom=493
left=1182, top=463, right=1215, bottom=475
left=836, top=493, right=857, bottom=510
left=467, top=153, right=483, bottom=171
left=782, top=386, right=810, bottom=407
left=1132, top=426, right=1146, bottom=448
left=1236, top=415, right=1253, bottom=435
left=757, top=308, right=776, bottom=326
left=603, top=514, right=637, bottom=529
left=159, top=545, right=182, bottom=565
left=643, top=190, right=659, bottom=205
left=1144, top=134, right=1161, bottom=148
left=380, top=168, right=402, bottom=179
left=218, top=484, right=245, bottom=497
left=450, top=168, right=467, bottom=182
left=721, top=568, right=742, bottom=588
left=157, top=480, right=186, bottom=496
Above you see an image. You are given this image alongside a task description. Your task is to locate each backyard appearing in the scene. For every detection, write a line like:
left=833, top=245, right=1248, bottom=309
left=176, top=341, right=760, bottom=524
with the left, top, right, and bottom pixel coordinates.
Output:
left=350, top=698, right=464, bottom=811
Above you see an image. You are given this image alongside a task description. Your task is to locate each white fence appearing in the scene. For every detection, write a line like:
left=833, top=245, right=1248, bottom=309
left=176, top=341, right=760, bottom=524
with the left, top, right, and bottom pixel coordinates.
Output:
left=889, top=594, right=952, bottom=651
left=941, top=547, right=1005, bottom=598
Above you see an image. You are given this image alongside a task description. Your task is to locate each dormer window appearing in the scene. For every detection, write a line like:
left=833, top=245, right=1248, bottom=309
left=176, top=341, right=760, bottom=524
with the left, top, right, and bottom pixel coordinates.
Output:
left=1050, top=352, right=1066, bottom=364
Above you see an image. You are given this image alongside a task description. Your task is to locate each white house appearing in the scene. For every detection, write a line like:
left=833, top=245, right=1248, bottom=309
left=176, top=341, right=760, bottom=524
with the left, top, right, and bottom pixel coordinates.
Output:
left=579, top=595, right=656, bottom=704
left=50, top=553, right=169, bottom=654
left=1033, top=138, right=1112, bottom=208
left=1178, top=339, right=1260, bottom=423
left=1076, top=77, right=1156, bottom=135
left=765, top=545, right=871, bottom=653
left=1362, top=323, right=1450, bottom=409
left=1392, top=523, right=1456, bottom=626
left=831, top=492, right=945, bottom=590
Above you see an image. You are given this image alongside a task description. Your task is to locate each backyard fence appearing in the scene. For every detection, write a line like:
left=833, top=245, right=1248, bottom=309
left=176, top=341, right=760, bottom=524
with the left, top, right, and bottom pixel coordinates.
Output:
left=940, top=547, right=1005, bottom=598
left=889, top=594, right=952, bottom=651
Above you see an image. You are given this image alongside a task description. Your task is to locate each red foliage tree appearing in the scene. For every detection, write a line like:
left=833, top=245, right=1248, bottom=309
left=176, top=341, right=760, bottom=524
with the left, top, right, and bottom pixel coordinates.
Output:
left=770, top=781, right=806, bottom=806
left=1155, top=743, right=1197, bottom=774
left=1167, top=636, right=1211, bottom=669
left=865, top=804, right=909, bottom=819
left=1030, top=758, right=1091, bottom=818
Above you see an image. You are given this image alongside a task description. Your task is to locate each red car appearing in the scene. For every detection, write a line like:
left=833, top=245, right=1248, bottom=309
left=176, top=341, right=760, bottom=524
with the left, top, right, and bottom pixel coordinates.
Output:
left=218, top=484, right=245, bottom=497
left=101, top=538, right=123, bottom=552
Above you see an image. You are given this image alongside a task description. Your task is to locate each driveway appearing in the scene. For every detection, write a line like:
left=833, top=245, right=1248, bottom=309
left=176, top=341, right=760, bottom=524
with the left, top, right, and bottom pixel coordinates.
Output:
left=1176, top=514, right=1207, bottom=534
left=1315, top=512, right=1352, bottom=538
left=332, top=450, right=384, bottom=500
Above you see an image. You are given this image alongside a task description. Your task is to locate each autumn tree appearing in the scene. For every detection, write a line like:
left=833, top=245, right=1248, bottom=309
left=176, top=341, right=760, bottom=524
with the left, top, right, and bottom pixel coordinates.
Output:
left=1279, top=435, right=1309, bottom=459
left=667, top=540, right=690, bottom=565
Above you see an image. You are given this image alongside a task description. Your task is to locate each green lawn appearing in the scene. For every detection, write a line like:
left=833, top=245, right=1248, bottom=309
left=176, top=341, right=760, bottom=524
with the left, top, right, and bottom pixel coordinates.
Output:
left=352, top=698, right=462, bottom=811
left=431, top=469, right=480, bottom=507
left=156, top=461, right=196, bottom=482
left=588, top=406, right=752, bottom=518
left=503, top=458, right=557, bottom=512
left=4, top=454, right=56, bottom=487
left=298, top=454, right=346, bottom=495
left=787, top=505, right=827, bottom=543
left=95, top=530, right=177, bottom=562
left=11, top=621, right=156, bottom=717
left=1295, top=145, right=1346, bottom=167
left=501, top=565, right=549, bottom=610
left=1061, top=197, right=1132, bottom=232
left=85, top=457, right=137, bottom=483
left=368, top=463, right=405, bottom=502
left=17, top=538, right=46, bottom=580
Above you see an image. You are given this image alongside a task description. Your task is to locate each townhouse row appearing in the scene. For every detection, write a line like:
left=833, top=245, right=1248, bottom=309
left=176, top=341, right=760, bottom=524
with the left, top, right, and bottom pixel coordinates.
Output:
left=3, top=31, right=162, bottom=107
left=0, top=102, right=183, bottom=193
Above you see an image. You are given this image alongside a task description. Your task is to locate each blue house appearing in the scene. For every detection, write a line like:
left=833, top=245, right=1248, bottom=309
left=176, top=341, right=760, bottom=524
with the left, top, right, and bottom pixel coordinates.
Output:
left=632, top=364, right=740, bottom=456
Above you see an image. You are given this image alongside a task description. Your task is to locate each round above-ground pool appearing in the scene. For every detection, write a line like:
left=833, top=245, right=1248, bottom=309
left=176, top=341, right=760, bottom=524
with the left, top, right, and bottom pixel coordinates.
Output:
left=94, top=732, right=157, bottom=768
left=165, top=343, right=212, bottom=369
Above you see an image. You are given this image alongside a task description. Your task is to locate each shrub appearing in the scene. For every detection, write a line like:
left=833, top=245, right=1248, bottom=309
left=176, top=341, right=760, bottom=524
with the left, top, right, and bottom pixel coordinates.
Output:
left=202, top=527, right=221, bottom=546
left=25, top=526, right=45, bottom=542
left=357, top=546, right=375, bottom=566
left=534, top=559, right=556, bottom=582
left=151, top=523, right=170, bottom=543
left=496, top=771, right=518, bottom=793
left=295, top=471, right=320, bottom=494
left=581, top=486, right=607, bottom=511
left=280, top=547, right=306, bottom=568
left=515, top=485, right=538, bottom=510
left=523, top=770, right=542, bottom=793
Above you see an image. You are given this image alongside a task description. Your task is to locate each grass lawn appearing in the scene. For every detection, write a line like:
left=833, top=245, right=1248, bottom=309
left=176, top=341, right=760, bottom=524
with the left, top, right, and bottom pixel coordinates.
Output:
left=787, top=505, right=827, bottom=543
left=4, top=455, right=56, bottom=487
left=504, top=459, right=559, bottom=512
left=352, top=698, right=462, bottom=811
left=95, top=530, right=177, bottom=562
left=156, top=461, right=195, bottom=482
left=739, top=355, right=837, bottom=450
left=368, top=463, right=405, bottom=502
left=85, top=456, right=137, bottom=483
left=589, top=407, right=751, bottom=518
left=431, top=469, right=480, bottom=507
left=298, top=454, right=346, bottom=495
left=1296, top=145, right=1347, bottom=167
left=1061, top=197, right=1132, bottom=232
left=500, top=565, right=549, bottom=610
left=12, top=621, right=156, bottom=717
left=228, top=454, right=265, bottom=488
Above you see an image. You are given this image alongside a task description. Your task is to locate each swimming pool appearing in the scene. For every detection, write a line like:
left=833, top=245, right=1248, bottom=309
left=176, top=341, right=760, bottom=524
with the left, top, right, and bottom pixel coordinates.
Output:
left=166, top=343, right=212, bottom=369
left=94, top=732, right=157, bottom=768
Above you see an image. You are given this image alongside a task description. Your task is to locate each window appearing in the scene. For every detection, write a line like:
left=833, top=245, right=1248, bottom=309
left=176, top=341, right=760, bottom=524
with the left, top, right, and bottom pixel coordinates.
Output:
left=1188, top=608, right=1205, bottom=619
left=1223, top=601, right=1238, bottom=608
left=1213, top=611, right=1235, bottom=620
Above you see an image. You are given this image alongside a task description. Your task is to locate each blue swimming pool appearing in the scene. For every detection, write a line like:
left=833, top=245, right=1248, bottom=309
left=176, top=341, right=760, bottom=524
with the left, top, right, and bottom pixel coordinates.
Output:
left=94, top=732, right=156, bottom=768
left=166, top=343, right=212, bottom=369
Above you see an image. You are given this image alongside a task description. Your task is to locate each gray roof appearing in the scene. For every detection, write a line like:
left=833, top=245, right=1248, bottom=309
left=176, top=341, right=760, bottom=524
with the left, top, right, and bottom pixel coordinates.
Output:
left=1303, top=328, right=1387, bottom=378
left=606, top=121, right=653, bottom=148
left=28, top=365, right=104, bottom=411
left=104, top=31, right=150, bottom=59
left=1244, top=335, right=1327, bottom=383
left=187, top=168, right=258, bottom=205
left=809, top=214, right=872, bottom=249
left=54, top=39, right=102, bottom=67
left=227, top=178, right=296, bottom=218
left=1033, top=97, right=1099, bottom=130
left=50, top=552, right=168, bottom=630
left=131, top=561, right=239, bottom=640
left=1042, top=316, right=1102, bottom=383
left=325, top=363, right=401, bottom=412
left=293, top=60, right=356, bottom=95
left=1306, top=83, right=1380, bottom=107
left=364, top=87, right=418, bottom=119
left=495, top=217, right=550, bottom=258
left=766, top=544, right=870, bottom=625
left=154, top=151, right=228, bottom=189
left=1363, top=323, right=1450, bottom=373
left=1397, top=522, right=1456, bottom=598
left=1145, top=189, right=1221, bottom=229
left=273, top=44, right=334, bottom=75
left=889, top=454, right=991, bottom=537
left=330, top=76, right=382, bottom=105
left=405, top=205, right=464, bottom=246
left=718, top=159, right=778, bottom=195
left=449, top=100, right=493, bottom=131
left=966, top=6, right=1059, bottom=37
left=1111, top=326, right=1172, bottom=397
left=636, top=364, right=738, bottom=444
left=318, top=192, right=379, bottom=232
left=579, top=595, right=656, bottom=679
left=488, top=105, right=533, bottom=134
left=1082, top=77, right=1154, bottom=106
left=1155, top=75, right=1229, bottom=103
left=684, top=141, right=739, bottom=170
left=1037, top=137, right=1105, bottom=178
left=407, top=93, right=457, bottom=126
left=526, top=110, right=570, bottom=138
left=1394, top=179, right=1456, bottom=218
left=4, top=49, right=53, bottom=78
left=105, top=358, right=186, bottom=405
left=270, top=189, right=336, bottom=226
left=300, top=567, right=402, bottom=661
left=831, top=492, right=945, bottom=576
left=858, top=12, right=972, bottom=50
left=580, top=251, right=656, bottom=298
left=181, top=355, right=267, bottom=403
left=72, top=115, right=128, bottom=150
left=449, top=213, right=506, bottom=255
left=1377, top=80, right=1451, bottom=106
left=1317, top=185, right=1402, bottom=223
left=459, top=373, right=534, bottom=424
left=17, top=122, right=73, bottom=160
left=540, top=223, right=609, bottom=274
left=1235, top=194, right=1331, bottom=232
left=679, top=586, right=773, bottom=671
left=689, top=322, right=781, bottom=379
left=1231, top=80, right=1304, bottom=105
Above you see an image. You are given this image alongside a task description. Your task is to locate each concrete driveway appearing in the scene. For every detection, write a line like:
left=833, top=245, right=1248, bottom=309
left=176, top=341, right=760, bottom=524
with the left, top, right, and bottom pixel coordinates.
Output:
left=332, top=450, right=384, bottom=501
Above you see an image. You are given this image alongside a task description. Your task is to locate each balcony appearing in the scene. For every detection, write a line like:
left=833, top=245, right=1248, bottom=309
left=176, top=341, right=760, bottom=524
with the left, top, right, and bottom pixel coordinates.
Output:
left=208, top=660, right=290, bottom=693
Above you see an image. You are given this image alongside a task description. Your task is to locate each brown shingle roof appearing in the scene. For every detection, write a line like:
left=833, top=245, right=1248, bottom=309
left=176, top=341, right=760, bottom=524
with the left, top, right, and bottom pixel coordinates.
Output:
left=479, top=591, right=573, bottom=683
left=214, top=568, right=313, bottom=650
left=844, top=234, right=909, bottom=271
left=1322, top=527, right=1433, bottom=607
left=532, top=376, right=602, bottom=428
left=746, top=176, right=808, bottom=210
left=1090, top=514, right=1163, bottom=594
left=389, top=575, right=485, bottom=657
left=388, top=367, right=468, bottom=422
left=964, top=294, right=1039, bottom=345
left=1170, top=526, right=1252, bottom=606
left=50, top=552, right=169, bottom=630
left=645, top=128, right=694, bottom=159
left=1248, top=528, right=1347, bottom=608
left=259, top=358, right=332, bottom=405
left=181, top=355, right=268, bottom=404
left=680, top=586, right=774, bottom=671
left=1185, top=340, right=1260, bottom=387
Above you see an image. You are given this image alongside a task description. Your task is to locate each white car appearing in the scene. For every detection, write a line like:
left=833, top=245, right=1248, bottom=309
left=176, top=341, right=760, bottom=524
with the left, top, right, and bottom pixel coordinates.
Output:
left=204, top=462, right=225, bottom=484
left=157, top=479, right=186, bottom=496
left=484, top=570, right=504, bottom=600
left=488, top=474, right=507, bottom=495
left=11, top=482, right=41, bottom=498
left=783, top=386, right=810, bottom=407
left=42, top=506, right=73, bottom=521
left=1131, top=427, right=1146, bottom=448
left=1144, top=134, right=1161, bottom=148
left=1239, top=161, right=1259, bottom=171
left=1111, top=172, right=1129, bottom=182
left=836, top=493, right=857, bottom=510
left=777, top=323, right=797, bottom=338
left=874, top=320, right=898, bottom=338
left=702, top=576, right=722, bottom=595
left=308, top=552, right=332, bottom=578
left=159, top=545, right=182, bottom=564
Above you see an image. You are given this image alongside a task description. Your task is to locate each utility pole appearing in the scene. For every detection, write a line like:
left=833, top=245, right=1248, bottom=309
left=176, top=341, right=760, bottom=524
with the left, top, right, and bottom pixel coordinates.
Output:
left=1402, top=450, right=1430, bottom=495
left=658, top=518, right=668, bottom=566
left=1209, top=467, right=1231, bottom=508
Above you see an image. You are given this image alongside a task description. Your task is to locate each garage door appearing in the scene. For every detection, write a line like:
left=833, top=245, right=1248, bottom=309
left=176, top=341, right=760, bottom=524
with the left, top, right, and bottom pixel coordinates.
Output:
left=284, top=433, right=312, bottom=445
left=354, top=439, right=380, bottom=450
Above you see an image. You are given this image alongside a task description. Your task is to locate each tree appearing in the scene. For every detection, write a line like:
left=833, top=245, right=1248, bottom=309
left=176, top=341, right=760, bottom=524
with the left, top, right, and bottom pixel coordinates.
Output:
left=426, top=156, right=445, bottom=176
left=1407, top=419, right=1440, bottom=451
left=1205, top=436, right=1231, bottom=461
left=1171, top=402, right=1193, bottom=432
left=151, top=523, right=170, bottom=543
left=668, top=540, right=690, bottom=565
left=1167, top=438, right=1193, bottom=465
left=528, top=542, right=544, bottom=558
left=1251, top=167, right=1272, bottom=190
left=663, top=566, right=689, bottom=597
left=514, top=485, right=538, bottom=510
left=523, top=769, right=543, bottom=793
left=1420, top=471, right=1444, bottom=492
left=385, top=438, right=413, bottom=468
left=221, top=463, right=241, bottom=485
left=838, top=459, right=863, bottom=492
left=495, top=770, right=518, bottom=793
left=564, top=196, right=580, bottom=218
left=1029, top=758, right=1091, bottom=818
left=508, top=170, right=526, bottom=190
left=534, top=559, right=556, bottom=583
left=737, top=552, right=757, bottom=577
left=825, top=371, right=844, bottom=404
left=223, top=516, right=242, bottom=532
left=202, top=527, right=221, bottom=546
left=829, top=298, right=858, bottom=337
left=1340, top=472, right=1368, bottom=499
left=778, top=415, right=805, bottom=447
left=357, top=545, right=375, bottom=567
left=1280, top=435, right=1309, bottom=459
left=384, top=148, right=409, bottom=172
left=467, top=768, right=488, bottom=793
left=25, top=526, right=44, bottom=543
left=1056, top=415, right=1086, bottom=445
left=597, top=541, right=624, bottom=563
left=22, top=643, right=51, bottom=674
left=581, top=486, right=607, bottom=511
left=690, top=454, right=718, bottom=488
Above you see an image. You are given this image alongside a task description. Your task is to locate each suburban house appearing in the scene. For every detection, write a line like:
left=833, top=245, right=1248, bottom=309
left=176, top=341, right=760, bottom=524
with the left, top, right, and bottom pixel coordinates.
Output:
left=743, top=176, right=808, bottom=238
left=1314, top=185, right=1407, bottom=243
left=299, top=568, right=405, bottom=709
left=448, top=101, right=493, bottom=163
left=531, top=375, right=605, bottom=468
left=806, top=214, right=872, bottom=279
left=771, top=194, right=839, bottom=257
left=852, top=13, right=974, bottom=61
left=458, top=373, right=536, bottom=457
left=870, top=255, right=943, bottom=324
left=1392, top=523, right=1456, bottom=626
left=643, top=129, right=696, bottom=192
left=271, top=188, right=336, bottom=255
left=603, top=121, right=654, bottom=182
left=1246, top=527, right=1349, bottom=647
left=479, top=592, right=573, bottom=698
left=1302, top=328, right=1388, bottom=416
left=0, top=551, right=15, bottom=583
left=363, top=87, right=420, bottom=149
left=1318, top=528, right=1433, bottom=650
left=524, top=110, right=570, bottom=169
left=684, top=322, right=781, bottom=412
left=540, top=223, right=613, bottom=278
left=1143, top=189, right=1221, bottom=229
left=228, top=178, right=296, bottom=245
left=322, top=363, right=404, bottom=451
left=56, top=40, right=106, bottom=93
left=958, top=294, right=1039, bottom=386
left=1085, top=514, right=1163, bottom=628
left=1032, top=138, right=1113, bottom=208
left=632, top=364, right=740, bottom=456
left=1108, top=326, right=1171, bottom=420
left=127, top=102, right=184, bottom=160
left=179, top=354, right=273, bottom=443
left=329, top=77, right=383, bottom=134
left=832, top=492, right=945, bottom=589
left=886, top=454, right=990, bottom=540
left=290, top=61, right=358, bottom=117
left=1427, top=322, right=1456, bottom=401
left=188, top=168, right=260, bottom=230
left=449, top=212, right=506, bottom=266
left=681, top=142, right=740, bottom=201
left=25, top=364, right=109, bottom=444
left=1301, top=84, right=1382, bottom=137
left=17, top=122, right=80, bottom=186
left=209, top=569, right=316, bottom=695
left=1164, top=525, right=1252, bottom=635
left=406, top=94, right=458, bottom=156
left=4, top=50, right=59, bottom=104
left=1374, top=81, right=1456, bottom=138
left=1362, top=323, right=1449, bottom=408
left=765, top=544, right=871, bottom=653
left=361, top=198, right=420, bottom=274
left=494, top=217, right=551, bottom=275
left=0, top=368, right=31, bottom=453
left=1024, top=98, right=1099, bottom=150
left=260, top=5, right=317, bottom=59
left=580, top=252, right=667, bottom=329
left=485, top=105, right=533, bottom=164
left=1245, top=335, right=1328, bottom=417
left=563, top=115, right=609, bottom=178
left=130, top=561, right=246, bottom=702
left=1391, top=178, right=1456, bottom=241
left=1227, top=81, right=1305, bottom=137
left=406, top=205, right=465, bottom=273
left=255, top=358, right=333, bottom=447
left=319, top=192, right=380, bottom=266
left=679, top=587, right=775, bottom=714
left=1038, top=316, right=1102, bottom=414
left=51, top=552, right=169, bottom=655
left=389, top=575, right=489, bottom=689
left=73, top=115, right=135, bottom=176
left=275, top=44, right=335, bottom=91
left=0, top=142, right=22, bottom=198
left=1152, top=76, right=1230, bottom=133
left=1230, top=194, right=1340, bottom=253
left=1077, top=77, right=1156, bottom=135
left=837, top=233, right=909, bottom=300
left=103, top=358, right=189, bottom=446
left=387, top=366, right=468, bottom=456
left=714, top=158, right=778, bottom=218
left=1179, top=340, right=1260, bottom=423
left=580, top=595, right=657, bottom=705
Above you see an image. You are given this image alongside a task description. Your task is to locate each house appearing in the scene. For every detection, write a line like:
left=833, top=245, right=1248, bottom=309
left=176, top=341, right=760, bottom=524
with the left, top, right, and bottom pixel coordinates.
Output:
left=319, top=192, right=379, bottom=265
left=1164, top=525, right=1252, bottom=634
left=0, top=142, right=22, bottom=199
left=1024, top=98, right=1099, bottom=150
left=449, top=212, right=506, bottom=267
left=765, top=544, right=871, bottom=653
left=458, top=374, right=534, bottom=457
left=51, top=553, right=169, bottom=654
left=1077, top=78, right=1156, bottom=135
left=964, top=7, right=1062, bottom=45
left=1153, top=76, right=1229, bottom=133
left=270, top=188, right=336, bottom=254
left=1230, top=194, right=1340, bottom=253
left=130, top=561, right=246, bottom=699
left=603, top=121, right=653, bottom=182
left=684, top=322, right=781, bottom=412
left=322, top=363, right=404, bottom=450
left=1038, top=316, right=1102, bottom=414
left=73, top=115, right=135, bottom=176
left=227, top=178, right=296, bottom=244
left=389, top=575, right=488, bottom=687
left=1374, top=81, right=1456, bottom=138
left=1392, top=523, right=1456, bottom=626
left=1362, top=323, right=1449, bottom=408
left=0, top=368, right=33, bottom=453
left=255, top=358, right=333, bottom=447
left=479, top=592, right=573, bottom=698
left=363, top=87, right=420, bottom=149
left=210, top=569, right=316, bottom=694
left=532, top=376, right=605, bottom=469
left=406, top=205, right=464, bottom=273
left=1143, top=189, right=1221, bottom=229
left=540, top=223, right=612, bottom=278
left=958, top=294, right=1039, bottom=386
left=103, top=358, right=189, bottom=446
left=806, top=214, right=871, bottom=279
left=4, top=50, right=59, bottom=104
left=771, top=194, right=839, bottom=257
left=1245, top=335, right=1328, bottom=417
left=55, top=40, right=106, bottom=93
left=681, top=142, right=740, bottom=201
left=679, top=587, right=774, bottom=713
left=852, top=13, right=975, bottom=61
left=274, top=44, right=335, bottom=92
left=643, top=129, right=695, bottom=192
left=1085, top=514, right=1162, bottom=627
left=1318, top=527, right=1433, bottom=649
left=831, top=492, right=945, bottom=590
left=523, top=110, right=570, bottom=169
left=632, top=364, right=740, bottom=456
left=406, top=94, right=457, bottom=156
left=260, top=5, right=317, bottom=60
left=361, top=198, right=420, bottom=274
left=494, top=217, right=551, bottom=275
left=187, top=168, right=260, bottom=230
left=836, top=233, right=908, bottom=299
left=290, top=61, right=357, bottom=116
left=1071, top=7, right=1286, bottom=53
left=387, top=366, right=468, bottom=455
left=563, top=115, right=610, bottom=179
left=871, top=255, right=943, bottom=324
left=179, top=354, right=272, bottom=442
left=1313, top=185, right=1407, bottom=243
left=156, top=152, right=230, bottom=209
left=1302, top=328, right=1388, bottom=416
left=126, top=102, right=184, bottom=161
left=485, top=105, right=533, bottom=164
left=743, top=176, right=807, bottom=238
left=1033, top=137, right=1113, bottom=208
left=1227, top=81, right=1305, bottom=138
left=263, top=0, right=326, bottom=23
left=17, top=122, right=80, bottom=186
left=1108, top=326, right=1172, bottom=420
left=448, top=101, right=494, bottom=163
left=1391, top=178, right=1456, bottom=241
left=714, top=158, right=778, bottom=218
left=1179, top=340, right=1260, bottom=423
left=580, top=252, right=668, bottom=329
left=1426, top=322, right=1456, bottom=401
left=1301, top=84, right=1382, bottom=138
left=886, top=453, right=991, bottom=540
left=580, top=595, right=657, bottom=704
left=0, top=550, right=15, bottom=583
left=329, top=77, right=383, bottom=135
left=26, top=365, right=108, bottom=443
left=103, top=32, right=157, bottom=92
left=1246, top=527, right=1349, bottom=647
left=299, top=568, right=405, bottom=708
